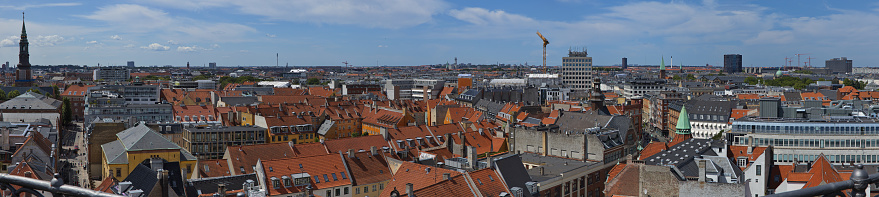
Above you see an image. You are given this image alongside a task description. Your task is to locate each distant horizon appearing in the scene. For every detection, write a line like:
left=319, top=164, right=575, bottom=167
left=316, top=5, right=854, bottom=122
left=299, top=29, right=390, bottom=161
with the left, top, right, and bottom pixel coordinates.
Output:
left=0, top=1, right=876, bottom=67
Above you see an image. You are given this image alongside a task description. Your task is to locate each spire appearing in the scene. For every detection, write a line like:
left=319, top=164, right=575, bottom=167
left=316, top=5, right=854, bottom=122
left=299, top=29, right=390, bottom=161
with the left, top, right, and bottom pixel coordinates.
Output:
left=660, top=56, right=665, bottom=70
left=21, top=12, right=27, bottom=36
left=675, top=105, right=691, bottom=134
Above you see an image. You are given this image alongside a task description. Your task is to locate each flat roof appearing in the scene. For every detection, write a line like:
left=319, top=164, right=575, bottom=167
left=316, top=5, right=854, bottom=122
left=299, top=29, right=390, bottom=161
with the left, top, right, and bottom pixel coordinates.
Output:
left=518, top=153, right=601, bottom=182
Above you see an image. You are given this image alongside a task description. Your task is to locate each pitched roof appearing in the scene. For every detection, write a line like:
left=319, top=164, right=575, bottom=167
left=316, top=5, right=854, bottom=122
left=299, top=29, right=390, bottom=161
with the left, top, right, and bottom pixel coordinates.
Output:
left=638, top=142, right=668, bottom=160
left=101, top=140, right=128, bottom=164
left=342, top=151, right=392, bottom=185
left=198, top=159, right=233, bottom=178
left=379, top=162, right=465, bottom=197
left=226, top=143, right=296, bottom=175
left=261, top=154, right=351, bottom=195
left=469, top=168, right=511, bottom=197
left=61, top=84, right=94, bottom=97
left=116, top=124, right=181, bottom=151
left=727, top=145, right=768, bottom=170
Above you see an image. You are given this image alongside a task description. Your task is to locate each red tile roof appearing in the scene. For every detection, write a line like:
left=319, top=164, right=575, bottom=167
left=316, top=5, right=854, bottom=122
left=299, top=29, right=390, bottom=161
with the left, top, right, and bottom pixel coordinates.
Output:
left=323, top=135, right=390, bottom=154
left=173, top=105, right=219, bottom=122
left=468, top=168, right=510, bottom=197
left=198, top=159, right=233, bottom=178
left=61, top=84, right=94, bottom=97
left=261, top=154, right=351, bottom=196
left=737, top=94, right=760, bottom=100
left=606, top=163, right=627, bottom=183
left=94, top=175, right=118, bottom=194
left=727, top=145, right=768, bottom=170
left=226, top=143, right=296, bottom=175
left=342, top=151, right=392, bottom=185
left=379, top=162, right=465, bottom=197
left=308, top=87, right=336, bottom=98
left=638, top=142, right=668, bottom=160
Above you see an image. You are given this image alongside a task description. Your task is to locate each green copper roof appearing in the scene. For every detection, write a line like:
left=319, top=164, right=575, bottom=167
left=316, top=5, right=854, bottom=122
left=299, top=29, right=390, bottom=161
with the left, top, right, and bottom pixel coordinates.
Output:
left=675, top=105, right=691, bottom=133
left=660, top=56, right=665, bottom=70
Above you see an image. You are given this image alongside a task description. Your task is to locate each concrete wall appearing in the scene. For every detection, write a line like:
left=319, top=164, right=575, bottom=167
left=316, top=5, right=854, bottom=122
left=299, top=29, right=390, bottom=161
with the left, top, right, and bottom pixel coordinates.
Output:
left=88, top=122, right=126, bottom=179
left=512, top=127, right=588, bottom=160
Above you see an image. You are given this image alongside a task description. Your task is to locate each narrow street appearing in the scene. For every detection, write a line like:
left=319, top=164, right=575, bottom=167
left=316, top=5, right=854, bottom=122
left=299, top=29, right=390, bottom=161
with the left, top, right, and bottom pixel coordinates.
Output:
left=59, top=123, right=90, bottom=188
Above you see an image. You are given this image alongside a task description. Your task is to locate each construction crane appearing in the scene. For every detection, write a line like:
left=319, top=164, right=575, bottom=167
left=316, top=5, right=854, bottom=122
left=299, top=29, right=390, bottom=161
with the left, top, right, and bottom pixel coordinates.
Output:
left=795, top=53, right=810, bottom=68
left=536, top=31, right=549, bottom=73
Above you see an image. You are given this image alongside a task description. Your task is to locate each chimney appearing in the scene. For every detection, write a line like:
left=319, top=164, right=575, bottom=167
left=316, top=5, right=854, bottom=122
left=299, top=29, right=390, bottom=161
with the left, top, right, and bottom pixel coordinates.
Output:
left=538, top=166, right=544, bottom=175
left=442, top=173, right=451, bottom=180
left=370, top=146, right=378, bottom=156
left=348, top=149, right=356, bottom=158
left=288, top=141, right=295, bottom=149
left=487, top=156, right=493, bottom=169
left=697, top=159, right=707, bottom=182
left=747, top=136, right=754, bottom=154
left=218, top=184, right=227, bottom=197
left=478, top=128, right=484, bottom=135
left=468, top=146, right=478, bottom=170
left=150, top=157, right=164, bottom=172
left=406, top=183, right=415, bottom=197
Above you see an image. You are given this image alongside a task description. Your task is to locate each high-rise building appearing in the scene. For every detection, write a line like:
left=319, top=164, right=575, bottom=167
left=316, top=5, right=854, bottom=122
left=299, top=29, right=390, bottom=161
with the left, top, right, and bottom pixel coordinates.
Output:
left=127, top=61, right=135, bottom=67
left=723, top=54, right=742, bottom=73
left=562, top=49, right=592, bottom=90
left=209, top=62, right=217, bottom=69
left=621, top=57, right=627, bottom=70
left=825, top=57, right=852, bottom=74
left=93, top=67, right=131, bottom=81
left=14, top=14, right=32, bottom=87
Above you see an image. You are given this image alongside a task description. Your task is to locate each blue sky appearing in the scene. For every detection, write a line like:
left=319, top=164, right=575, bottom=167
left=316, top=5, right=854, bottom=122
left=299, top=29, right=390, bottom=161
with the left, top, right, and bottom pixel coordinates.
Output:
left=0, top=0, right=877, bottom=67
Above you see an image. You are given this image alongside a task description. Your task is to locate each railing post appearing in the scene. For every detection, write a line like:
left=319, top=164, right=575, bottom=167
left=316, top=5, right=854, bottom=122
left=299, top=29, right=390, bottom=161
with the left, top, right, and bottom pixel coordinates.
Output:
left=851, top=164, right=868, bottom=197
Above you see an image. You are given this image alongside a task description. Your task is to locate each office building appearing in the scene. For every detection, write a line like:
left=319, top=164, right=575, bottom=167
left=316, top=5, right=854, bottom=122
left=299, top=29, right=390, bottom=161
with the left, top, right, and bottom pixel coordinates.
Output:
left=825, top=57, right=852, bottom=74
left=93, top=67, right=131, bottom=81
left=730, top=117, right=879, bottom=165
left=127, top=61, right=134, bottom=67
left=84, top=84, right=170, bottom=127
left=724, top=54, right=742, bottom=73
left=621, top=57, right=627, bottom=70
left=182, top=126, right=267, bottom=159
left=384, top=79, right=445, bottom=100
left=209, top=62, right=217, bottom=69
left=562, top=49, right=592, bottom=90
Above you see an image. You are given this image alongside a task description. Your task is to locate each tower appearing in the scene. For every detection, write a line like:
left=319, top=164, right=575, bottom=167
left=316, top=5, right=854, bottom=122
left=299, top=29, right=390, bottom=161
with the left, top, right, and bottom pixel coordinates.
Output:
left=561, top=48, right=592, bottom=90
left=187, top=62, right=190, bottom=69
left=672, top=105, right=692, bottom=143
left=14, top=12, right=33, bottom=87
left=659, top=56, right=666, bottom=80
left=621, top=57, right=627, bottom=70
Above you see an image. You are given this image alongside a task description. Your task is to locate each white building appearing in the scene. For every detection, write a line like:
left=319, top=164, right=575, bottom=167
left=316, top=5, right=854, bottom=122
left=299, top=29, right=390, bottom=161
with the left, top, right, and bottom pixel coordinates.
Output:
left=562, top=50, right=592, bottom=90
left=93, top=67, right=131, bottom=81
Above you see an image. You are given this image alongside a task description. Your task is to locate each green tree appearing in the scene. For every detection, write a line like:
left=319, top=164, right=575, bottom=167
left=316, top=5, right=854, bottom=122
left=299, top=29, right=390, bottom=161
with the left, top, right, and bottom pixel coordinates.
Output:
left=192, top=75, right=213, bottom=80
left=62, top=97, right=72, bottom=125
left=28, top=88, right=41, bottom=94
left=7, top=90, right=20, bottom=99
left=793, top=70, right=814, bottom=74
left=306, top=78, right=321, bottom=85
left=711, top=130, right=724, bottom=140
left=52, top=85, right=60, bottom=98
left=672, top=75, right=682, bottom=81
left=745, top=77, right=759, bottom=85
left=0, top=89, right=7, bottom=100
left=686, top=74, right=696, bottom=80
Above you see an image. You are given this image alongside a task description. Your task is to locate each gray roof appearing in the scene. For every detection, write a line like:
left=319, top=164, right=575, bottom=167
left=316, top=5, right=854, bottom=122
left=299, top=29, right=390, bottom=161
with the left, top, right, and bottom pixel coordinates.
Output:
left=0, top=92, right=62, bottom=110
left=685, top=100, right=734, bottom=123
left=123, top=164, right=159, bottom=196
left=520, top=153, right=601, bottom=182
left=101, top=140, right=128, bottom=164
left=317, top=120, right=335, bottom=135
left=117, top=124, right=181, bottom=151
left=783, top=92, right=802, bottom=101
left=219, top=97, right=260, bottom=106
left=491, top=154, right=533, bottom=197
left=643, top=138, right=734, bottom=179
left=819, top=89, right=838, bottom=100
left=555, top=111, right=613, bottom=131
left=474, top=100, right=505, bottom=114
left=186, top=173, right=258, bottom=196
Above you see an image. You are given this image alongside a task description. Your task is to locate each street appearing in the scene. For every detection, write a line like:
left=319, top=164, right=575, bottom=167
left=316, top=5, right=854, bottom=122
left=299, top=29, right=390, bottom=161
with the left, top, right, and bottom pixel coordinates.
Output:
left=59, top=122, right=90, bottom=188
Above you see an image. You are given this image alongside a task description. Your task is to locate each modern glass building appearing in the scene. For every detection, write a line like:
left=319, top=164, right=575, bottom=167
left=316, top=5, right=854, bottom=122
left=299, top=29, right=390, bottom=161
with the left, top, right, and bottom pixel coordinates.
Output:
left=729, top=117, right=879, bottom=164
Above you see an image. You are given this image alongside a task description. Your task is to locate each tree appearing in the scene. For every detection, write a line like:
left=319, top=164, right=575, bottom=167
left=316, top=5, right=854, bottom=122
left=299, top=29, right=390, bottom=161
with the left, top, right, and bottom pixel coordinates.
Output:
left=28, top=88, right=41, bottom=94
left=308, top=78, right=321, bottom=85
left=0, top=89, right=7, bottom=100
left=62, top=98, right=72, bottom=125
left=793, top=70, right=814, bottom=74
left=7, top=90, right=20, bottom=99
left=52, top=85, right=60, bottom=98
left=745, top=77, right=759, bottom=85
left=711, top=130, right=724, bottom=140
left=672, top=75, right=682, bottom=81
left=686, top=74, right=696, bottom=80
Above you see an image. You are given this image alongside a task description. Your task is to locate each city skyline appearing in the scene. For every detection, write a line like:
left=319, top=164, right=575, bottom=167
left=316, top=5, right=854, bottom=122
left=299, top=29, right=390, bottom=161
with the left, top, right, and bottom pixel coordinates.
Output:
left=0, top=0, right=877, bottom=67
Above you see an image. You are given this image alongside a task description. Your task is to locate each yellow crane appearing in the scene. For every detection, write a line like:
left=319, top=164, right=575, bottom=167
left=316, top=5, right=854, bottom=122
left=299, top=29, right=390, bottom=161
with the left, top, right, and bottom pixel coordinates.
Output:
left=536, top=31, right=549, bottom=73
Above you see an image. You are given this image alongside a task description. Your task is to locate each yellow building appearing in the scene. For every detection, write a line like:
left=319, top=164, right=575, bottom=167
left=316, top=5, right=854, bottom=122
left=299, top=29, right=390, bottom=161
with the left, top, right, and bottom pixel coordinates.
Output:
left=101, top=124, right=198, bottom=180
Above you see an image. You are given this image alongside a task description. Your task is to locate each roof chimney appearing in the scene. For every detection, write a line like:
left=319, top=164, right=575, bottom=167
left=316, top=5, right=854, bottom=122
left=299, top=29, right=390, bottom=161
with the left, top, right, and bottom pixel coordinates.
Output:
left=697, top=159, right=707, bottom=182
left=406, top=183, right=415, bottom=197
left=370, top=146, right=378, bottom=156
left=218, top=183, right=227, bottom=197
left=348, top=149, right=355, bottom=158
left=442, top=173, right=450, bottom=180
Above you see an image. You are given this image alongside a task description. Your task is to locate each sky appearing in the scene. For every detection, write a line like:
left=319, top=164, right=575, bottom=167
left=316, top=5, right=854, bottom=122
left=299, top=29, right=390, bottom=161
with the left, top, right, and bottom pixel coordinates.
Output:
left=0, top=0, right=877, bottom=67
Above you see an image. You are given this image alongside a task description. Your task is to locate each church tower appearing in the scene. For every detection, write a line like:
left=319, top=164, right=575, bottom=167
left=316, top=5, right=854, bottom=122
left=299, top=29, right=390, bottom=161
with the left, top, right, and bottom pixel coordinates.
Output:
left=659, top=56, right=666, bottom=80
left=671, top=105, right=692, bottom=144
left=14, top=12, right=33, bottom=87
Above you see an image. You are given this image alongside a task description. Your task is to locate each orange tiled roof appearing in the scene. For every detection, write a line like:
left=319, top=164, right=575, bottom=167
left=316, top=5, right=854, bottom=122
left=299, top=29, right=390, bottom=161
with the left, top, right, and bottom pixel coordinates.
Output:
left=607, top=163, right=627, bottom=182
left=198, top=159, right=233, bottom=178
left=94, top=175, right=118, bottom=194
left=727, top=145, right=768, bottom=170
left=226, top=143, right=296, bottom=175
left=308, top=87, right=336, bottom=98
left=262, top=154, right=351, bottom=195
left=342, top=151, right=392, bottom=185
left=61, top=84, right=94, bottom=97
left=737, top=94, right=760, bottom=100
left=379, top=162, right=464, bottom=197
left=541, top=110, right=560, bottom=125
left=638, top=142, right=668, bottom=160
left=469, top=168, right=511, bottom=197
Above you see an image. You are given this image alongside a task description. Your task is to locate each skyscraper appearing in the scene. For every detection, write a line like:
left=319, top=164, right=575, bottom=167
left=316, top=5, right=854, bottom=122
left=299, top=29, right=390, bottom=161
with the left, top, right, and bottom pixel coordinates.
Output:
left=825, top=57, right=852, bottom=74
left=14, top=13, right=32, bottom=87
left=621, top=57, right=627, bottom=70
left=209, top=62, right=217, bottom=69
left=723, top=54, right=742, bottom=73
left=562, top=49, right=592, bottom=90
left=127, top=61, right=135, bottom=67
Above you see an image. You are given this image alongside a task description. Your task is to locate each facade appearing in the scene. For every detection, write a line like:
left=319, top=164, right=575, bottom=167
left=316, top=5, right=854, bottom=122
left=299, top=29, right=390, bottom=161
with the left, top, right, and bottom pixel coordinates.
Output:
left=126, top=61, right=134, bottom=67
left=562, top=50, right=592, bottom=90
left=84, top=84, right=170, bottom=126
left=61, top=84, right=94, bottom=121
left=622, top=79, right=666, bottom=99
left=209, top=62, right=217, bottom=69
left=730, top=117, right=879, bottom=165
left=526, top=74, right=561, bottom=87
left=93, top=67, right=131, bottom=81
left=0, top=92, right=61, bottom=128
left=182, top=126, right=267, bottom=159
left=825, top=57, right=852, bottom=74
left=724, top=54, right=743, bottom=73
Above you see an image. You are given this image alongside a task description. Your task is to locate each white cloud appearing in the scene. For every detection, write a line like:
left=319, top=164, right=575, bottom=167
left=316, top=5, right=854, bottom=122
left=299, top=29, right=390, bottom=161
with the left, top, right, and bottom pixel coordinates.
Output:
left=86, top=40, right=98, bottom=44
left=140, top=0, right=449, bottom=28
left=210, top=44, right=220, bottom=48
left=81, top=4, right=256, bottom=42
left=32, top=35, right=66, bottom=46
left=265, top=34, right=276, bottom=38
left=0, top=3, right=81, bottom=10
left=176, top=45, right=203, bottom=52
left=167, top=40, right=178, bottom=45
left=110, top=35, right=122, bottom=40
left=377, top=45, right=388, bottom=48
left=0, top=36, right=17, bottom=47
left=449, top=8, right=537, bottom=26
left=141, top=43, right=170, bottom=51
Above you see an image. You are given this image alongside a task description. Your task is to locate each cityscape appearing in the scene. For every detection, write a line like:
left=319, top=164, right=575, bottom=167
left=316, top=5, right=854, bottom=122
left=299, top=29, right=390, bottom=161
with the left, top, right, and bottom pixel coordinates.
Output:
left=1, top=1, right=879, bottom=197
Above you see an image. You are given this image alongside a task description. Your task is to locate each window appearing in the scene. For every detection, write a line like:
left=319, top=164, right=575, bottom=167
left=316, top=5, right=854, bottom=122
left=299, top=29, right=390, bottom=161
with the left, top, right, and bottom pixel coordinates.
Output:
left=326, top=190, right=331, bottom=197
left=364, top=186, right=368, bottom=193
left=314, top=176, right=321, bottom=183
left=335, top=188, right=340, bottom=196
left=332, top=173, right=338, bottom=181
left=271, top=178, right=280, bottom=189
left=323, top=174, right=329, bottom=182
left=284, top=178, right=292, bottom=187
left=344, top=187, right=349, bottom=195
left=373, top=185, right=377, bottom=192
left=756, top=165, right=762, bottom=176
left=356, top=187, right=360, bottom=194
left=340, top=172, right=347, bottom=179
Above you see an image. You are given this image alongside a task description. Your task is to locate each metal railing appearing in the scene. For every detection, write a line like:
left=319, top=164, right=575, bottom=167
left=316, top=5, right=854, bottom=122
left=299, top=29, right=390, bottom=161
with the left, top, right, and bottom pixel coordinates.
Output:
left=0, top=173, right=123, bottom=197
left=767, top=164, right=879, bottom=197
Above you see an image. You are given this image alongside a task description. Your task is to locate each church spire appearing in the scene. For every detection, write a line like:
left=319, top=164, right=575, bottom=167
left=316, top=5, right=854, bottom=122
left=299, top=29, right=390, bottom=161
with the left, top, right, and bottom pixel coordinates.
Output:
left=676, top=105, right=691, bottom=134
left=21, top=12, right=26, bottom=36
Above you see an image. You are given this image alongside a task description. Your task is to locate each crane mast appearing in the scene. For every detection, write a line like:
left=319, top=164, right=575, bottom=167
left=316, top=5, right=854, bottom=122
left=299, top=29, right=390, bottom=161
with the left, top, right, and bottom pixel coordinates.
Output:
left=536, top=31, right=549, bottom=73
